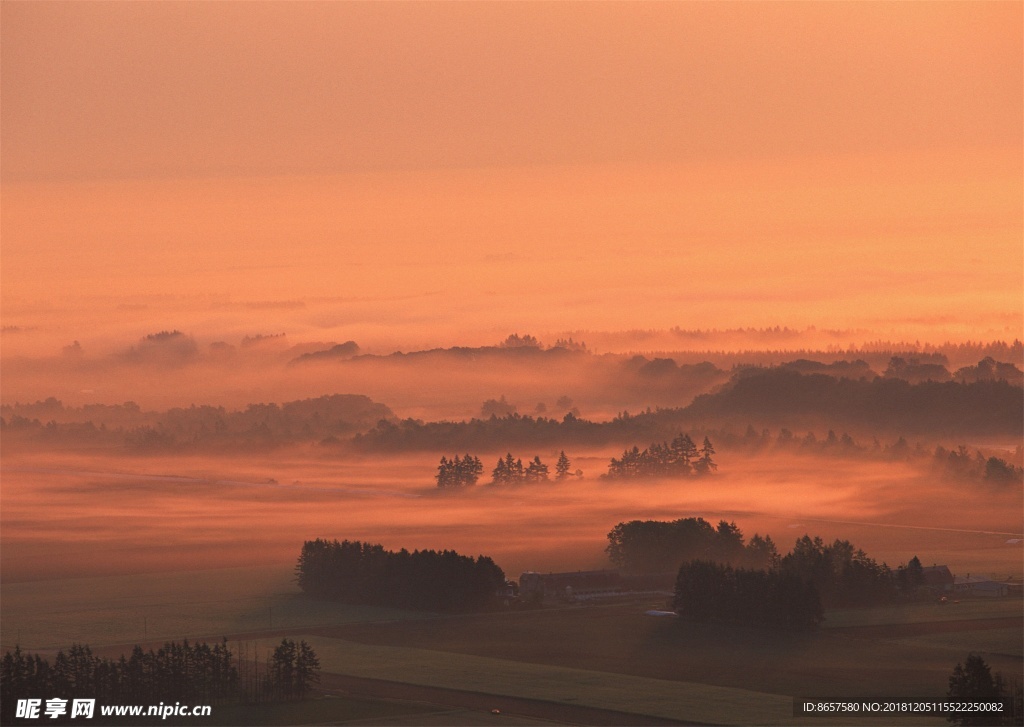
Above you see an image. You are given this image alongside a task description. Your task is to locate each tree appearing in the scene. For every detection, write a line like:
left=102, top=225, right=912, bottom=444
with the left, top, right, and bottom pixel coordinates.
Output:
left=985, top=457, right=1022, bottom=484
left=898, top=555, right=925, bottom=592
left=525, top=456, right=549, bottom=482
left=270, top=639, right=297, bottom=699
left=670, top=433, right=698, bottom=472
left=492, top=457, right=509, bottom=485
left=436, top=456, right=453, bottom=488
left=480, top=395, right=517, bottom=418
left=294, top=641, right=320, bottom=699
left=555, top=451, right=572, bottom=480
left=269, top=639, right=319, bottom=700
left=946, top=655, right=1006, bottom=726
left=694, top=436, right=717, bottom=474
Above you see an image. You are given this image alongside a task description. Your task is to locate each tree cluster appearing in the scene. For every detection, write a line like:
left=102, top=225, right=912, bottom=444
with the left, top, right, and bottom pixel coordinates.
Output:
left=781, top=535, right=899, bottom=607
left=267, top=639, right=320, bottom=701
left=605, top=434, right=715, bottom=479
left=435, top=454, right=484, bottom=488
left=434, top=451, right=578, bottom=487
left=606, top=518, right=778, bottom=574
left=295, top=539, right=506, bottom=612
left=1, top=640, right=238, bottom=723
left=492, top=453, right=553, bottom=484
left=609, top=520, right=922, bottom=608
left=674, top=560, right=823, bottom=631
left=934, top=446, right=1023, bottom=485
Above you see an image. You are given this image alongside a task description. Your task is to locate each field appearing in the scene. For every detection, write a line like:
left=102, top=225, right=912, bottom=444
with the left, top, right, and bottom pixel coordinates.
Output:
left=312, top=599, right=1022, bottom=707
left=0, top=566, right=424, bottom=652
left=292, top=632, right=794, bottom=726
left=2, top=452, right=1021, bottom=724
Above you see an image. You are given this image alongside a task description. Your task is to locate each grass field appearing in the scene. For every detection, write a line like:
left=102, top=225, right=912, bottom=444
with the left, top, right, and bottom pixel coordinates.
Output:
left=0, top=566, right=425, bottom=651
left=293, top=633, right=795, bottom=726
left=314, top=599, right=1023, bottom=713
left=892, top=628, right=1023, bottom=659
left=823, top=598, right=1023, bottom=628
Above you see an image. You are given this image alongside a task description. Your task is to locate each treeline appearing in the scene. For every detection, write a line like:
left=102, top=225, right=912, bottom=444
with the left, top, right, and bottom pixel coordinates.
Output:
left=934, top=445, right=1023, bottom=485
left=295, top=539, right=506, bottom=612
left=605, top=434, right=715, bottom=478
left=436, top=451, right=580, bottom=488
left=353, top=374, right=1021, bottom=453
left=733, top=426, right=1022, bottom=483
left=0, top=395, right=393, bottom=452
left=6, top=362, right=1020, bottom=455
left=0, top=638, right=320, bottom=722
left=609, top=518, right=923, bottom=608
left=1, top=641, right=236, bottom=722
left=675, top=560, right=823, bottom=631
left=686, top=370, right=1022, bottom=437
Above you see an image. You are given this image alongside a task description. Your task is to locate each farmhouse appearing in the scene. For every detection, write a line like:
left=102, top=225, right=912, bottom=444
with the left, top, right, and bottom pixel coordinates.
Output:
left=953, top=575, right=1010, bottom=598
left=518, top=570, right=675, bottom=604
left=920, top=565, right=954, bottom=592
left=519, top=570, right=622, bottom=603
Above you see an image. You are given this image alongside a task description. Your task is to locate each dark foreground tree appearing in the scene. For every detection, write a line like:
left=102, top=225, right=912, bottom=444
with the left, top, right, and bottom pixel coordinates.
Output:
left=946, top=654, right=1013, bottom=726
left=269, top=639, right=320, bottom=700
left=674, top=560, right=822, bottom=631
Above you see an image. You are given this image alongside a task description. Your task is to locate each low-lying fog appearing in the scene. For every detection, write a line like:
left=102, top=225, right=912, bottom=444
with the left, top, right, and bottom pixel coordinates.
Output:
left=3, top=448, right=1020, bottom=584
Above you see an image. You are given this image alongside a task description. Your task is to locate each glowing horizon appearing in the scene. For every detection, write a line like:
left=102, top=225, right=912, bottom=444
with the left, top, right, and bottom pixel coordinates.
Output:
left=2, top=2, right=1021, bottom=356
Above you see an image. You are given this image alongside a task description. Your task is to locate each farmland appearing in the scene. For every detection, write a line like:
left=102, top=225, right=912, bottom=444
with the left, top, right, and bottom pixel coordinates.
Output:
left=312, top=598, right=1022, bottom=709
left=3, top=449, right=1021, bottom=724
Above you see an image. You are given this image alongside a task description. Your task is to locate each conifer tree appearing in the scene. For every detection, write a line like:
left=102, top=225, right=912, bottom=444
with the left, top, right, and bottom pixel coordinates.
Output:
left=555, top=451, right=572, bottom=480
left=525, top=456, right=549, bottom=482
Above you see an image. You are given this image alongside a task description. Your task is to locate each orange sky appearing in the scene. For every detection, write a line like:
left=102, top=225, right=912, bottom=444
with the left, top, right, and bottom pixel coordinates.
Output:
left=2, top=2, right=1021, bottom=352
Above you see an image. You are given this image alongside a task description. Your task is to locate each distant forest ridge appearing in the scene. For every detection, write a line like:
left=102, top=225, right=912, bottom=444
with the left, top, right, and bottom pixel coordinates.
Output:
left=30, top=327, right=1020, bottom=371
left=3, top=369, right=1021, bottom=455
left=548, top=328, right=1022, bottom=359
left=0, top=394, right=393, bottom=449
left=300, top=335, right=1021, bottom=371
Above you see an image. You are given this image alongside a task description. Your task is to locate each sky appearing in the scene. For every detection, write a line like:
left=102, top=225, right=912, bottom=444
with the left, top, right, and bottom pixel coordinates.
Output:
left=2, top=1, right=1022, bottom=353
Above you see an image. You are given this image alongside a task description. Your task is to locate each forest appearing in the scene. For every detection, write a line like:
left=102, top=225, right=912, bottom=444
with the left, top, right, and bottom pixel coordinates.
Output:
left=609, top=517, right=928, bottom=608
left=294, top=539, right=507, bottom=612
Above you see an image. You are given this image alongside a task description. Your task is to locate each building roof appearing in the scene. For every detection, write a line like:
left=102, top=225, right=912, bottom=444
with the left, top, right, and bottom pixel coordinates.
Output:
left=921, top=565, right=954, bottom=584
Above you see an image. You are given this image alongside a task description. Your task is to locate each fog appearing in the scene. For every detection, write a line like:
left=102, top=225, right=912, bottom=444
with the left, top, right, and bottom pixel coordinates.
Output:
left=3, top=446, right=1020, bottom=586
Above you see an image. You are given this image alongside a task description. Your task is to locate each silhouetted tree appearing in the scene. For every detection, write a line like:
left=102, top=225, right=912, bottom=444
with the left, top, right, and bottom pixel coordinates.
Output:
left=946, top=655, right=1007, bottom=726
left=555, top=451, right=572, bottom=480
left=524, top=456, right=549, bottom=482
left=269, top=639, right=320, bottom=700
left=695, top=436, right=717, bottom=474
left=436, top=454, right=483, bottom=488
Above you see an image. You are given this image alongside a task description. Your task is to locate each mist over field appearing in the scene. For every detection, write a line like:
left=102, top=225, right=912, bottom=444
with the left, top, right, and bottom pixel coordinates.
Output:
left=2, top=441, right=1021, bottom=584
